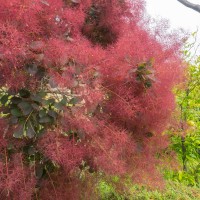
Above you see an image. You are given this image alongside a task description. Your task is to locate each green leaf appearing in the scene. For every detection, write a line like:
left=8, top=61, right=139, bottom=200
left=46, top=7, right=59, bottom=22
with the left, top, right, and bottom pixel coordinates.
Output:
left=11, top=108, right=22, bottom=117
left=145, top=80, right=152, bottom=88
left=54, top=102, right=65, bottom=110
left=69, top=97, right=79, bottom=105
left=10, top=116, right=18, bottom=124
left=11, top=97, right=22, bottom=104
left=39, top=110, right=47, bottom=118
left=178, top=171, right=183, bottom=181
left=138, top=65, right=145, bottom=71
left=2, top=108, right=10, bottom=115
left=26, top=121, right=36, bottom=139
left=35, top=67, right=46, bottom=80
left=7, top=143, right=14, bottom=150
left=42, top=98, right=55, bottom=106
left=1, top=95, right=9, bottom=105
left=18, top=102, right=33, bottom=115
left=31, top=103, right=40, bottom=111
left=13, top=125, right=24, bottom=138
left=39, top=116, right=52, bottom=123
left=19, top=89, right=31, bottom=98
left=48, top=110, right=58, bottom=119
left=30, top=94, right=43, bottom=103
left=61, top=96, right=68, bottom=105
left=145, top=132, right=153, bottom=138
left=28, top=146, right=36, bottom=155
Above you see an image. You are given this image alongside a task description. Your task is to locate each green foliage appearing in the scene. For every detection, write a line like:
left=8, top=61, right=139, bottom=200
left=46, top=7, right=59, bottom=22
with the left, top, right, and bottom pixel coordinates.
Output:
left=98, top=180, right=124, bottom=200
left=129, top=59, right=156, bottom=89
left=136, top=60, right=155, bottom=88
left=0, top=88, right=72, bottom=139
left=169, top=134, right=200, bottom=186
left=169, top=34, right=200, bottom=187
left=97, top=179, right=200, bottom=200
left=127, top=182, right=200, bottom=200
left=0, top=88, right=69, bottom=181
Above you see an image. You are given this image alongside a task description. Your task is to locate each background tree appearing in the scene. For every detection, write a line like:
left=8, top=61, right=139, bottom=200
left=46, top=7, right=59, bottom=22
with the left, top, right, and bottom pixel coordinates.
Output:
left=168, top=34, right=200, bottom=186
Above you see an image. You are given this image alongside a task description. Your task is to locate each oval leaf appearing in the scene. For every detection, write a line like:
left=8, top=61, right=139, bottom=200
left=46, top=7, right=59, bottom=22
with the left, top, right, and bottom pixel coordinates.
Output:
left=1, top=95, right=9, bottom=105
left=39, top=116, right=52, bottom=123
left=11, top=108, right=22, bottom=117
left=11, top=97, right=22, bottom=104
left=48, top=110, right=58, bottom=119
left=18, top=102, right=33, bottom=115
left=39, top=110, right=47, bottom=118
left=26, top=121, right=36, bottom=139
left=19, top=89, right=31, bottom=98
left=13, top=125, right=24, bottom=138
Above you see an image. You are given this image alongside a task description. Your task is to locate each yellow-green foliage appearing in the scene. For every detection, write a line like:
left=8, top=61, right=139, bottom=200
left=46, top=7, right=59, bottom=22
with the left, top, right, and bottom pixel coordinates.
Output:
left=98, top=180, right=200, bottom=200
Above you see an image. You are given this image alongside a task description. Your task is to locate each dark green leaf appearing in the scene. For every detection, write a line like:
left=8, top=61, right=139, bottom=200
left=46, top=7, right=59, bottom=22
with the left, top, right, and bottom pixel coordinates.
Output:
left=31, top=92, right=46, bottom=103
left=145, top=132, right=154, bottom=138
left=30, top=95, right=42, bottom=103
left=7, top=143, right=14, bottom=150
left=11, top=97, right=22, bottom=104
left=54, top=102, right=64, bottom=110
left=39, top=116, right=52, bottom=123
left=138, top=65, right=145, bottom=70
left=18, top=102, right=33, bottom=115
left=145, top=80, right=152, bottom=88
left=26, top=121, right=36, bottom=139
left=11, top=108, right=22, bottom=117
left=48, top=110, right=58, bottom=119
left=1, top=95, right=9, bottom=105
left=31, top=103, right=40, bottom=111
left=35, top=67, right=46, bottom=80
left=13, top=125, right=24, bottom=138
left=19, top=89, right=31, bottom=98
left=42, top=98, right=55, bottom=106
left=37, top=92, right=46, bottom=98
left=69, top=97, right=79, bottom=105
left=61, top=96, right=68, bottom=105
left=28, top=146, right=36, bottom=155
left=39, top=110, right=47, bottom=118
left=2, top=108, right=10, bottom=115
left=10, top=116, right=18, bottom=124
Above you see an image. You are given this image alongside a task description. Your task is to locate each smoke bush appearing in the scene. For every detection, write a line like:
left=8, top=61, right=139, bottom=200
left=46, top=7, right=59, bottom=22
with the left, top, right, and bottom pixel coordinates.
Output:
left=0, top=0, right=184, bottom=199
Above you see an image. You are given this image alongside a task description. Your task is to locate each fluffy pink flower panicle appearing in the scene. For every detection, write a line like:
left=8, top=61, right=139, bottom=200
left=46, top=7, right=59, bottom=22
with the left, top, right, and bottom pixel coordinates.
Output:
left=0, top=153, right=36, bottom=200
left=0, top=0, right=184, bottom=198
left=38, top=131, right=84, bottom=173
left=63, top=114, right=133, bottom=174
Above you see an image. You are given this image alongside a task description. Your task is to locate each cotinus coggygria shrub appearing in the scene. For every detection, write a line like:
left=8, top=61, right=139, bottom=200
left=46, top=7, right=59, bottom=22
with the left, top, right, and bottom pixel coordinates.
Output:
left=0, top=0, right=184, bottom=199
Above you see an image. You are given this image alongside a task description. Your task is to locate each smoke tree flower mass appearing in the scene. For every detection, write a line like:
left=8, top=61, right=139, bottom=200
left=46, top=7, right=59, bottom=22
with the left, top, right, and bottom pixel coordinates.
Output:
left=0, top=0, right=185, bottom=199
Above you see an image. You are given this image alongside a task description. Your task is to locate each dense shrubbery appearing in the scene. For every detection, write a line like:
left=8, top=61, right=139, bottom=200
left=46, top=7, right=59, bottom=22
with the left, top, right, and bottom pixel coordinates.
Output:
left=0, top=0, right=184, bottom=199
left=97, top=178, right=200, bottom=200
left=165, top=36, right=200, bottom=187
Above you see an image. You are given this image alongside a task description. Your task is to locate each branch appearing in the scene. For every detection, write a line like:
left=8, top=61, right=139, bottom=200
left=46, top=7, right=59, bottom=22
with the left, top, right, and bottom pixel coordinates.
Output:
left=177, top=0, right=200, bottom=13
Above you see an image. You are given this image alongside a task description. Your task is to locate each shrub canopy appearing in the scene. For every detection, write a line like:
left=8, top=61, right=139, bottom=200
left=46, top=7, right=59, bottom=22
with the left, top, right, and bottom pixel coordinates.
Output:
left=0, top=0, right=184, bottom=199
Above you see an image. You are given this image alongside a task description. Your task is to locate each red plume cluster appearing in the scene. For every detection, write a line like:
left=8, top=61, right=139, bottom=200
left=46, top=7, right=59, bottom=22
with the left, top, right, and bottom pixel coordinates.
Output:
left=0, top=0, right=184, bottom=199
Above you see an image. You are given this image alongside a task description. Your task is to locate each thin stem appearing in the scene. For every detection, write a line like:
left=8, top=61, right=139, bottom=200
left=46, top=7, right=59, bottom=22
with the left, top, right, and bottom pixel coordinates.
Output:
left=44, top=165, right=58, bottom=200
